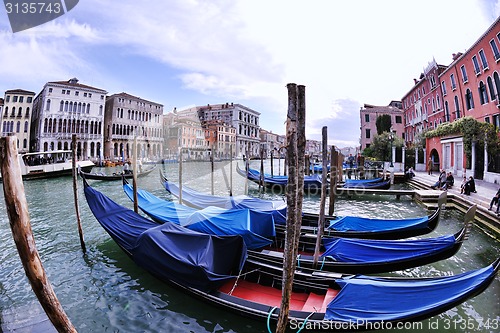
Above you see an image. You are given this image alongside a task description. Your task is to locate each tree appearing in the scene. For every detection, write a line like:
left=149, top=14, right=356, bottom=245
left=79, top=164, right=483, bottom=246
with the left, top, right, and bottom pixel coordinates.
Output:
left=376, top=115, right=392, bottom=135
left=365, top=132, right=404, bottom=162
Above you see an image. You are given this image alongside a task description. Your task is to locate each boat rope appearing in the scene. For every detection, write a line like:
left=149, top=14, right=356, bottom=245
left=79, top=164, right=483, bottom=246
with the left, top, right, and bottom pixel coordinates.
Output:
left=227, top=268, right=260, bottom=295
left=320, top=256, right=326, bottom=271
left=266, top=306, right=278, bottom=333
left=296, top=311, right=317, bottom=333
left=228, top=267, right=244, bottom=295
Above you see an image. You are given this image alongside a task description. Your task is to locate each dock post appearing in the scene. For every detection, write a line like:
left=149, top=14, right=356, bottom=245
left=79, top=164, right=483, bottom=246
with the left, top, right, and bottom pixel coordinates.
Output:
left=0, top=136, right=77, bottom=333
left=329, top=146, right=338, bottom=215
left=132, top=136, right=139, bottom=213
left=71, top=134, right=86, bottom=253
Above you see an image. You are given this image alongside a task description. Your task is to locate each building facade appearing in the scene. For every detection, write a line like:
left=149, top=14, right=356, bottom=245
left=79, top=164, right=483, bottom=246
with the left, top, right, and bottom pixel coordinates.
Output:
left=31, top=78, right=107, bottom=160
left=1, top=89, right=35, bottom=153
left=104, top=92, right=163, bottom=162
left=359, top=101, right=404, bottom=150
left=402, top=17, right=500, bottom=181
left=196, top=103, right=261, bottom=158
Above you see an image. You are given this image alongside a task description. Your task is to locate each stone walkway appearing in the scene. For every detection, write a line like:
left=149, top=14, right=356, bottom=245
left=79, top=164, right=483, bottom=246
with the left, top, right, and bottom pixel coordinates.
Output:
left=410, top=171, right=500, bottom=217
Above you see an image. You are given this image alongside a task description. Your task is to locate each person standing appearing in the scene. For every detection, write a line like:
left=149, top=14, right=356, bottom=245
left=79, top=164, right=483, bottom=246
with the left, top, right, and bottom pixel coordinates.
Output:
left=427, top=159, right=433, bottom=175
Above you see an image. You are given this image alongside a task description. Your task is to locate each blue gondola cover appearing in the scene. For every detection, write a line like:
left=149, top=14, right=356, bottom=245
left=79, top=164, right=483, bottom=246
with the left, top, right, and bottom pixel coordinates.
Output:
left=124, top=183, right=275, bottom=249
left=84, top=184, right=247, bottom=291
left=328, top=215, right=430, bottom=232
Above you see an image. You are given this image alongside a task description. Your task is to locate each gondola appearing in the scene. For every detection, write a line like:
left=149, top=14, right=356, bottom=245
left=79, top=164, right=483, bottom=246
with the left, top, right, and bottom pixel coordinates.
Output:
left=343, top=176, right=385, bottom=185
left=342, top=178, right=391, bottom=190
left=83, top=180, right=500, bottom=331
left=79, top=165, right=156, bottom=181
left=123, top=181, right=464, bottom=274
left=236, top=164, right=324, bottom=192
left=160, top=173, right=445, bottom=240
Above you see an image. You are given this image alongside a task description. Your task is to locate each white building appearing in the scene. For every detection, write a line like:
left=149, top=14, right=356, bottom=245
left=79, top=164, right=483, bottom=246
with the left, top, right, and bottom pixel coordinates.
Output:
left=31, top=78, right=107, bottom=159
left=1, top=89, right=35, bottom=153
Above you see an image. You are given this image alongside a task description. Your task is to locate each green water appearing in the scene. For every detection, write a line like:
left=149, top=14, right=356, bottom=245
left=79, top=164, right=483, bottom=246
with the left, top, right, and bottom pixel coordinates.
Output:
left=0, top=160, right=498, bottom=333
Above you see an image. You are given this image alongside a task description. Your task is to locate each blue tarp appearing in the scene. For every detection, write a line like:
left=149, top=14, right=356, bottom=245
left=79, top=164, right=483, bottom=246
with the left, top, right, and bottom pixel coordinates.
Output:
left=242, top=166, right=323, bottom=188
left=84, top=183, right=247, bottom=292
left=124, top=183, right=275, bottom=249
left=328, top=215, right=429, bottom=232
left=322, top=235, right=456, bottom=263
left=326, top=263, right=496, bottom=322
left=163, top=179, right=287, bottom=224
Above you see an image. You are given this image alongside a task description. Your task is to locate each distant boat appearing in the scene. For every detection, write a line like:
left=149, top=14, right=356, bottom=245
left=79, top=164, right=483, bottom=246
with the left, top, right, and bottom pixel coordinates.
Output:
left=1, top=150, right=94, bottom=181
left=236, top=164, right=323, bottom=192
left=79, top=165, right=157, bottom=181
left=82, top=180, right=500, bottom=331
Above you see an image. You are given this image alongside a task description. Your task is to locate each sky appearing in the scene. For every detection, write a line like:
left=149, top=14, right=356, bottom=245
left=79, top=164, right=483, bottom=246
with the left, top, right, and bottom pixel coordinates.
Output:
left=0, top=0, right=499, bottom=148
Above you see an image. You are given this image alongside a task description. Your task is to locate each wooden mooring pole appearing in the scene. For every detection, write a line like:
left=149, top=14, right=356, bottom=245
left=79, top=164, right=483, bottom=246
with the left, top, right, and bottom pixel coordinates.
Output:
left=313, top=126, right=327, bottom=267
left=0, top=136, right=77, bottom=333
left=276, top=83, right=306, bottom=333
left=328, top=146, right=338, bottom=215
left=71, top=134, right=86, bottom=253
left=132, top=136, right=138, bottom=213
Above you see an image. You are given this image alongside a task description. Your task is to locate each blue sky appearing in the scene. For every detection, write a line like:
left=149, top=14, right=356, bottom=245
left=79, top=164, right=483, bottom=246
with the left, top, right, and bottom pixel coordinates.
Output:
left=1, top=0, right=499, bottom=148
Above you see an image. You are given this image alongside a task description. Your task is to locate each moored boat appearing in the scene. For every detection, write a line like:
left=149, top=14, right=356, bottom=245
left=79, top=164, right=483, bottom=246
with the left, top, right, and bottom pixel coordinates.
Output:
left=0, top=150, right=94, bottom=181
left=83, top=180, right=500, bottom=332
left=124, top=181, right=462, bottom=274
left=80, top=165, right=157, bottom=181
left=161, top=174, right=445, bottom=240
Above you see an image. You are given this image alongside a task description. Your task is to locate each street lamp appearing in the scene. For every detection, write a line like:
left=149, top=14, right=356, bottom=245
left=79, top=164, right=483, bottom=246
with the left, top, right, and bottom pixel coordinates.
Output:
left=389, top=128, right=394, bottom=167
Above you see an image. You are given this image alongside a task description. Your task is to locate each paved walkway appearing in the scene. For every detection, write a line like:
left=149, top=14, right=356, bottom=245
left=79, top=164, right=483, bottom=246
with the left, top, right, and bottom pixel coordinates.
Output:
left=411, top=171, right=500, bottom=215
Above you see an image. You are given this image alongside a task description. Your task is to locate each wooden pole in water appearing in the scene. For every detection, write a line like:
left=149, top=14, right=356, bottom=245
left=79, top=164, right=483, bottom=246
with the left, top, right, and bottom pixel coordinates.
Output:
left=211, top=145, right=215, bottom=195
left=132, top=136, right=138, bottom=213
left=328, top=146, right=338, bottom=215
left=229, top=145, right=233, bottom=196
left=71, top=134, right=86, bottom=253
left=259, top=147, right=265, bottom=192
left=0, top=136, right=77, bottom=333
left=178, top=148, right=183, bottom=204
left=313, top=127, right=327, bottom=267
left=270, top=149, right=274, bottom=177
left=244, top=151, right=249, bottom=195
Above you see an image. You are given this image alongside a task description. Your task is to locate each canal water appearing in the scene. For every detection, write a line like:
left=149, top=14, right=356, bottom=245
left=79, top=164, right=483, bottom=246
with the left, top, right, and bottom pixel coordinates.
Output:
left=0, top=160, right=498, bottom=333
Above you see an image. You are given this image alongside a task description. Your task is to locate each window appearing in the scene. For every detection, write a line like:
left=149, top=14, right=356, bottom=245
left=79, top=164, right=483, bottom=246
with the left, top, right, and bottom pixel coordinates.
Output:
left=75, top=91, right=79, bottom=96
left=24, top=121, right=28, bottom=132
left=48, top=88, right=53, bottom=93
left=465, top=89, right=474, bottom=110
left=450, top=74, right=456, bottom=90
left=479, top=49, right=488, bottom=70
left=13, top=96, right=18, bottom=102
left=66, top=90, right=70, bottom=95
left=19, top=96, right=24, bottom=103
left=454, top=96, right=460, bottom=118
left=62, top=89, right=66, bottom=94
left=395, top=116, right=402, bottom=123
left=5, top=96, right=9, bottom=102
left=364, top=114, right=369, bottom=122
left=487, top=76, right=497, bottom=101
left=472, top=55, right=481, bottom=75
left=444, top=101, right=450, bottom=122
left=485, top=116, right=490, bottom=123
left=84, top=93, right=87, bottom=97
left=478, top=82, right=489, bottom=105
left=27, top=97, right=32, bottom=103
left=365, top=128, right=371, bottom=139
left=460, top=65, right=468, bottom=83
left=490, top=39, right=500, bottom=61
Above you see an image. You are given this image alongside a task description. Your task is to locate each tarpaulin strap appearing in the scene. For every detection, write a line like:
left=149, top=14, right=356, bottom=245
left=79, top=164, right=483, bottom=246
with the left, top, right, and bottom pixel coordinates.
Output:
left=297, top=254, right=301, bottom=268
left=296, top=311, right=316, bottom=333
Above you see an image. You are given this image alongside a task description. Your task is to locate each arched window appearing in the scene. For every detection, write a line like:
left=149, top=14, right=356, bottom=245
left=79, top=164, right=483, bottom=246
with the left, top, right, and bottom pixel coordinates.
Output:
left=65, top=101, right=69, bottom=112
left=454, top=96, right=460, bottom=118
left=99, top=105, right=103, bottom=115
left=478, top=81, right=489, bottom=105
left=11, top=107, right=15, bottom=117
left=16, top=121, right=20, bottom=133
left=44, top=119, right=48, bottom=133
left=25, top=107, right=30, bottom=117
left=444, top=101, right=450, bottom=122
left=23, top=139, right=27, bottom=149
left=465, top=89, right=474, bottom=110
left=46, top=99, right=51, bottom=111
left=4, top=106, right=8, bottom=117
left=17, top=107, right=22, bottom=117
left=60, top=100, right=64, bottom=111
